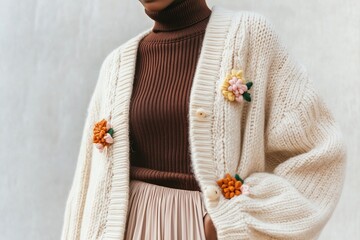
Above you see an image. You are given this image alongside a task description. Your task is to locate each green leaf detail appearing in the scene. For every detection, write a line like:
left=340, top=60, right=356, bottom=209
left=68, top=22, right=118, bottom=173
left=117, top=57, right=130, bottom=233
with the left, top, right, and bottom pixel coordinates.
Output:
left=107, top=128, right=114, bottom=137
left=235, top=174, right=244, bottom=184
left=243, top=92, right=251, bottom=102
left=246, top=81, right=253, bottom=90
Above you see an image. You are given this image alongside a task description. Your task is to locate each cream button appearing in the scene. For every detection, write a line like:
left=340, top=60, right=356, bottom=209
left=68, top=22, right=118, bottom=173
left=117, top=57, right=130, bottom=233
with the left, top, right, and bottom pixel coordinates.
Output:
left=204, top=185, right=220, bottom=201
left=196, top=108, right=207, bottom=119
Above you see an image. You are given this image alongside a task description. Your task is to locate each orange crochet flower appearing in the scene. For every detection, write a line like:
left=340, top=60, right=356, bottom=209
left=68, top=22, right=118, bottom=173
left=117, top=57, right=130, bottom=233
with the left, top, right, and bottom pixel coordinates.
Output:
left=93, top=119, right=114, bottom=152
left=216, top=173, right=245, bottom=199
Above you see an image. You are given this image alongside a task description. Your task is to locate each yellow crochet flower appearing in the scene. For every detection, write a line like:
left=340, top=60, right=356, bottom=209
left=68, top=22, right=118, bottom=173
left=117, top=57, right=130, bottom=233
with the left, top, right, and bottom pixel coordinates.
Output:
left=221, top=69, right=253, bottom=102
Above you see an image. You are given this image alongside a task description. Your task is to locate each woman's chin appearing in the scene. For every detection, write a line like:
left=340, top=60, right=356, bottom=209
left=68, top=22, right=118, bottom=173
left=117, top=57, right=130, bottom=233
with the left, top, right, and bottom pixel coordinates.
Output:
left=141, top=0, right=175, bottom=12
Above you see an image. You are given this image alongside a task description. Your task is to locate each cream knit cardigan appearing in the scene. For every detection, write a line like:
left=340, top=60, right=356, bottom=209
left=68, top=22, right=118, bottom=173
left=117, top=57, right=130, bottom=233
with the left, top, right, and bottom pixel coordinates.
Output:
left=61, top=5, right=347, bottom=240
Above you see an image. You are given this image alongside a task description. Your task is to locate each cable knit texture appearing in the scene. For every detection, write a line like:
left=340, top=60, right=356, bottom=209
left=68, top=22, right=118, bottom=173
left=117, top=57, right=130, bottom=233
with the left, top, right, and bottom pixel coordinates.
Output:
left=61, top=5, right=347, bottom=240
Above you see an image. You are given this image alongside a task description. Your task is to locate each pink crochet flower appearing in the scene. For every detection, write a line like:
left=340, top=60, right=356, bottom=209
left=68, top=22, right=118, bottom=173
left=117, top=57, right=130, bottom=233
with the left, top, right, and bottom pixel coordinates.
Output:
left=221, top=69, right=253, bottom=102
left=240, top=184, right=250, bottom=195
left=228, top=76, right=249, bottom=102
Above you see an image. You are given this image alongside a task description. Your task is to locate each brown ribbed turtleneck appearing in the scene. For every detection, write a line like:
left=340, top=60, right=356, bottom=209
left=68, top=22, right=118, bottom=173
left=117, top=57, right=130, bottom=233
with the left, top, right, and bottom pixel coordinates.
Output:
left=129, top=0, right=212, bottom=191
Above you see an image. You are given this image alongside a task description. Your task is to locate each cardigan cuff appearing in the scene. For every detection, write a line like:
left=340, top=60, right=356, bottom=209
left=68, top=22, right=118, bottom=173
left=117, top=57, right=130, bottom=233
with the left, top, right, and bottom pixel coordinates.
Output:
left=207, top=193, right=250, bottom=240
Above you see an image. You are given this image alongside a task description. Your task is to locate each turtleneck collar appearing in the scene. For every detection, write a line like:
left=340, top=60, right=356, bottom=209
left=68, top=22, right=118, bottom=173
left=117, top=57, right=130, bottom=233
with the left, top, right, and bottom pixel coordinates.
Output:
left=144, top=0, right=211, bottom=32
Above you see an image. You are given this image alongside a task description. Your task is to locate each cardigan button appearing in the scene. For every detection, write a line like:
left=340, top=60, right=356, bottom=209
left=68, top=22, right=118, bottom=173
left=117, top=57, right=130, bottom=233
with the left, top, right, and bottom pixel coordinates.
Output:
left=204, top=185, right=220, bottom=201
left=195, top=108, right=208, bottom=119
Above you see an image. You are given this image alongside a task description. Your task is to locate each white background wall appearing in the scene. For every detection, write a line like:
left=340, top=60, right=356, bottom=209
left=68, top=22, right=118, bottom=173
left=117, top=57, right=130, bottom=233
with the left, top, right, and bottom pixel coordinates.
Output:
left=0, top=0, right=358, bottom=239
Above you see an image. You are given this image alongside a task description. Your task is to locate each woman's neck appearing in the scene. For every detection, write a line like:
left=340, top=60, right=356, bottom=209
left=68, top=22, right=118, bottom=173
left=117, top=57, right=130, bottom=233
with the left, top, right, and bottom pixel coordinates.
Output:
left=144, top=0, right=211, bottom=32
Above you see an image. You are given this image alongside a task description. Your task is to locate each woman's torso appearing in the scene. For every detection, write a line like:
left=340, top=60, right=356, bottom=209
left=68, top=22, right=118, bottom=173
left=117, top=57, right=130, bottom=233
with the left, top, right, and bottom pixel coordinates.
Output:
left=129, top=0, right=212, bottom=191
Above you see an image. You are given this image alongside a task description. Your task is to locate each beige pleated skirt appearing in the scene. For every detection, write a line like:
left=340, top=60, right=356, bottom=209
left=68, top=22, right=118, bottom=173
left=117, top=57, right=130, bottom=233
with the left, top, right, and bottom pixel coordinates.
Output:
left=124, top=180, right=208, bottom=240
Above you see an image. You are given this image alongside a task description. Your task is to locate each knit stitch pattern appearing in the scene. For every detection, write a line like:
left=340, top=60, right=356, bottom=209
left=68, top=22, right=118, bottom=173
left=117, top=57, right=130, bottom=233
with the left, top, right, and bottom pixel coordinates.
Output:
left=61, top=5, right=346, bottom=240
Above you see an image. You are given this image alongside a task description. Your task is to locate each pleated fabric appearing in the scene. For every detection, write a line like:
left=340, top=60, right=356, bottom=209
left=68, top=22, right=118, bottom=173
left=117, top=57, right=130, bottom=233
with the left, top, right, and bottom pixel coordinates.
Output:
left=124, top=180, right=208, bottom=240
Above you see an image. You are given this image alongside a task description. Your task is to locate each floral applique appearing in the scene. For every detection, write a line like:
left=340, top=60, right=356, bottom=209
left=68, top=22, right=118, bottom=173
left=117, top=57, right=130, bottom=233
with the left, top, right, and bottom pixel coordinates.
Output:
left=93, top=119, right=114, bottom=153
left=216, top=173, right=250, bottom=199
left=221, top=69, right=253, bottom=102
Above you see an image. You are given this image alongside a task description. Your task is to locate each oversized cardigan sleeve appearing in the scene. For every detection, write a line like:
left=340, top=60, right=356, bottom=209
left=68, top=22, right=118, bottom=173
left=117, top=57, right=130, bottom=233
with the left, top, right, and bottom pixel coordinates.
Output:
left=60, top=50, right=117, bottom=240
left=208, top=15, right=347, bottom=240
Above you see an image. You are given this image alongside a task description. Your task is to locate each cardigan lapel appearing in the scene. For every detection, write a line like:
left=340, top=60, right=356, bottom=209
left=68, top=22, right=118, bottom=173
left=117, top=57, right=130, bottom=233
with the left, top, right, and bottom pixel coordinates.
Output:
left=187, top=5, right=234, bottom=204
left=102, top=28, right=152, bottom=239
left=103, top=5, right=234, bottom=239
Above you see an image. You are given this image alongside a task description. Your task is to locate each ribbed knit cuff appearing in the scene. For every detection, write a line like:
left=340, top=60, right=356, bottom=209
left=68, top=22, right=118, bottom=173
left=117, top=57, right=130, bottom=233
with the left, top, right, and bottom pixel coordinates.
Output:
left=207, top=194, right=249, bottom=240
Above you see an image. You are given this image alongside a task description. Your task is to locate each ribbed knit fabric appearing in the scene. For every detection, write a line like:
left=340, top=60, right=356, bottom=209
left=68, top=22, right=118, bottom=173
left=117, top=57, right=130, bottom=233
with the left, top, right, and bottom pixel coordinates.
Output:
left=61, top=5, right=347, bottom=240
left=129, top=0, right=211, bottom=191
